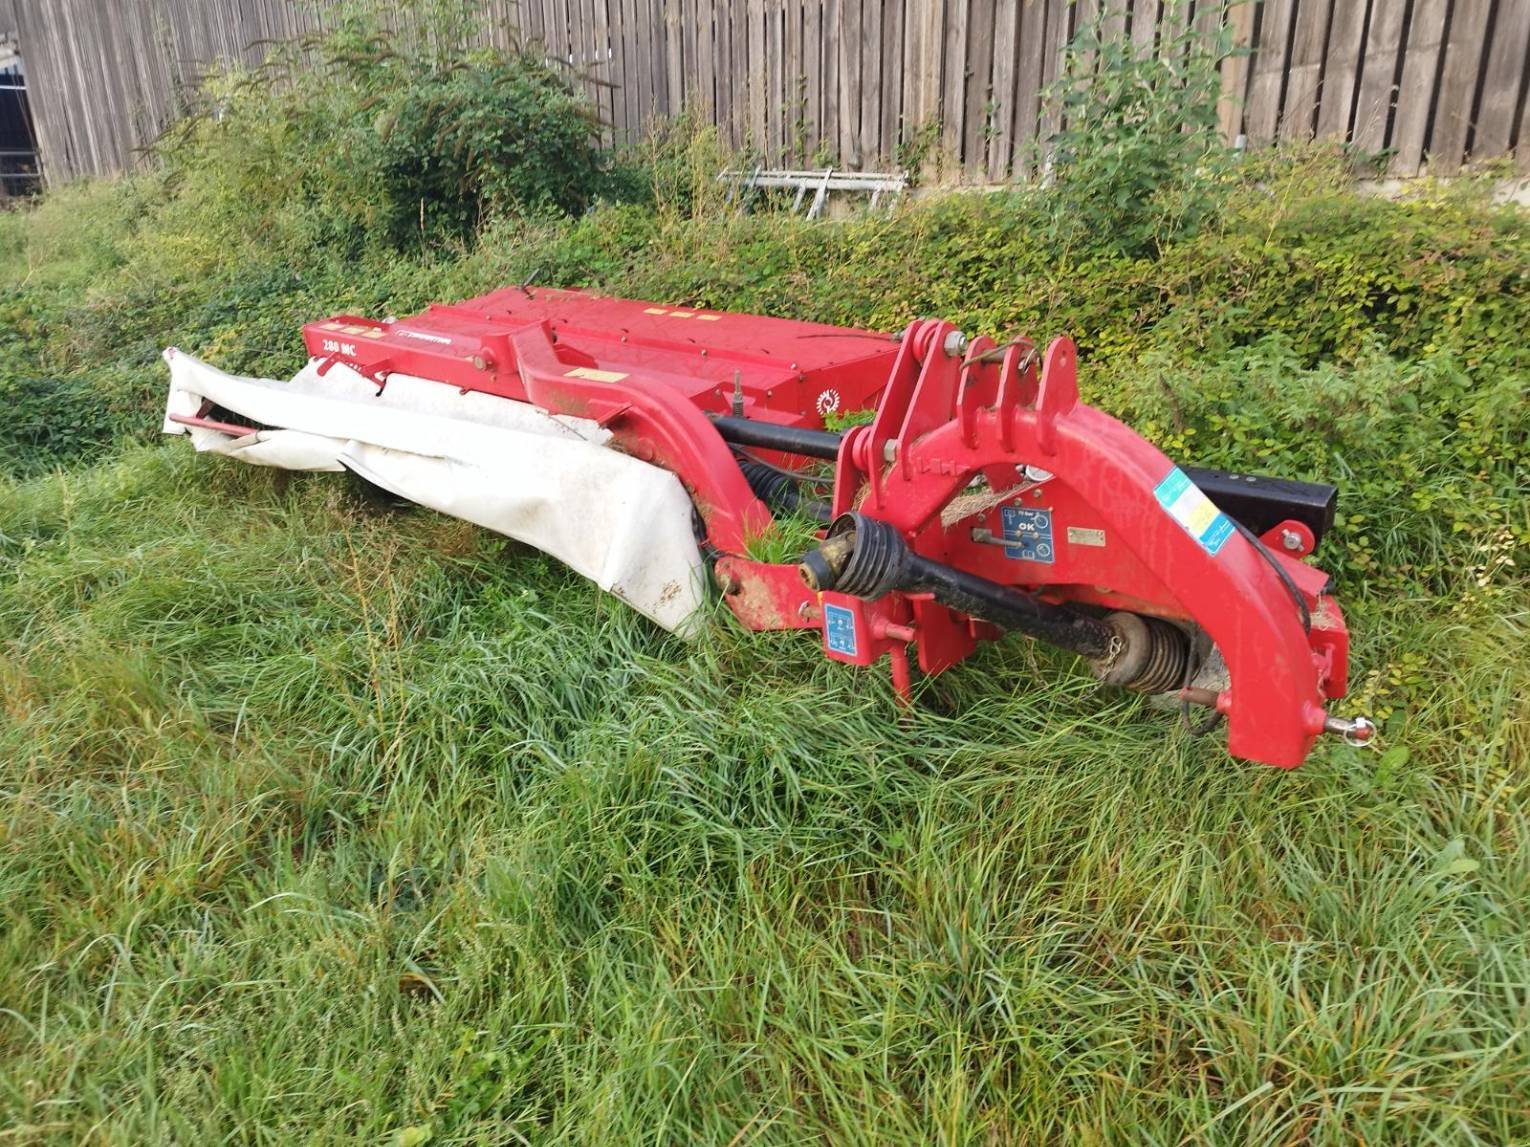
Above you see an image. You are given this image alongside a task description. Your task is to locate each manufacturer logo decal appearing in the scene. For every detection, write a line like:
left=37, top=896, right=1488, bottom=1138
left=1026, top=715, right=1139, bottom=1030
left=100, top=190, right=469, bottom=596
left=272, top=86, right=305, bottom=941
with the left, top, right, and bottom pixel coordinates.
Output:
left=815, top=388, right=842, bottom=416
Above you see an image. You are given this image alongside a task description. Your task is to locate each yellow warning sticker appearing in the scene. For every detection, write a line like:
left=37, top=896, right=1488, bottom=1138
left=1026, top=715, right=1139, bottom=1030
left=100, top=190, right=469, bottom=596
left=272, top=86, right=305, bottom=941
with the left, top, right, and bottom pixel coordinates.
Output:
left=669, top=311, right=694, bottom=318
left=642, top=307, right=668, bottom=315
left=361, top=328, right=386, bottom=338
left=320, top=321, right=344, bottom=330
left=695, top=314, right=722, bottom=321
left=1153, top=468, right=1235, bottom=555
left=565, top=367, right=629, bottom=383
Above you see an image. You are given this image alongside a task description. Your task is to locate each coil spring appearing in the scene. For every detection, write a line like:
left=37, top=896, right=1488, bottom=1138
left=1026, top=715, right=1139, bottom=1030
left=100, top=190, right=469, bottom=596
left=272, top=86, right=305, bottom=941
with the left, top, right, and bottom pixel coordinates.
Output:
left=1124, top=617, right=1192, bottom=694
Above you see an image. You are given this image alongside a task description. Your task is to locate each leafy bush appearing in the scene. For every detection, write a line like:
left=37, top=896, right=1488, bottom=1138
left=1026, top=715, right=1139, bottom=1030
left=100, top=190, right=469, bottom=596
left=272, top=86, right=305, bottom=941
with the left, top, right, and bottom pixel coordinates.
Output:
left=154, top=4, right=606, bottom=253
left=1039, top=0, right=1232, bottom=256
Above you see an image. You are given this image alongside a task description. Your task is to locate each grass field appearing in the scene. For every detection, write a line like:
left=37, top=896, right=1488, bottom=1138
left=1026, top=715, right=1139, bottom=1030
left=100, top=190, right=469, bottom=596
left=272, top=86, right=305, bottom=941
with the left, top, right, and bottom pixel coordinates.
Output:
left=0, top=116, right=1526, bottom=1142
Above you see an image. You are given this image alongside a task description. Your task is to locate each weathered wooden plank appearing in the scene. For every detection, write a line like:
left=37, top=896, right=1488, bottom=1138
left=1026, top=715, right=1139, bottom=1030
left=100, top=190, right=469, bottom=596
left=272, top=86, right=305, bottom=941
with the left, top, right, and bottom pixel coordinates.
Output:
left=711, top=0, right=730, bottom=141
left=1315, top=0, right=1369, bottom=140
left=1389, top=0, right=1449, bottom=174
left=987, top=0, right=1020, bottom=179
left=664, top=0, right=684, bottom=117
left=1243, top=0, right=1296, bottom=141
left=860, top=0, right=883, bottom=166
left=747, top=0, right=765, bottom=151
left=694, top=0, right=714, bottom=117
left=679, top=0, right=695, bottom=109
left=941, top=0, right=968, bottom=163
left=1100, top=0, right=1128, bottom=43
left=1037, top=0, right=1073, bottom=152
left=962, top=0, right=994, bottom=175
left=1157, top=0, right=1189, bottom=64
left=1427, top=0, right=1493, bottom=170
left=1520, top=68, right=1530, bottom=171
left=838, top=0, right=861, bottom=165
left=895, top=0, right=916, bottom=163
left=629, top=0, right=649, bottom=120
left=614, top=0, right=637, bottom=138
left=799, top=0, right=819, bottom=155
left=878, top=0, right=903, bottom=161
left=822, top=0, right=840, bottom=159
left=1280, top=0, right=1334, bottom=140
left=603, top=0, right=627, bottom=140
left=523, top=0, right=544, bottom=48
left=581, top=0, right=605, bottom=109
left=654, top=0, right=673, bottom=118
left=542, top=0, right=562, bottom=50
left=1349, top=0, right=1407, bottom=154
left=591, top=0, right=615, bottom=133
left=1472, top=0, right=1530, bottom=159
left=1215, top=1, right=1256, bottom=141
left=902, top=0, right=938, bottom=143
left=1131, top=0, right=1160, bottom=58
left=766, top=0, right=782, bottom=162
left=784, top=0, right=800, bottom=158
left=1011, top=0, right=1049, bottom=174
left=731, top=0, right=750, bottom=147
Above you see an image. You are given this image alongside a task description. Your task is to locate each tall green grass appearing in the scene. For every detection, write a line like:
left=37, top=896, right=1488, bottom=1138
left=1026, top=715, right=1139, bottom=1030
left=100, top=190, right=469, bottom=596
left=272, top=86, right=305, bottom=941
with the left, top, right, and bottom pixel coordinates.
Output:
left=1, top=441, right=1524, bottom=1142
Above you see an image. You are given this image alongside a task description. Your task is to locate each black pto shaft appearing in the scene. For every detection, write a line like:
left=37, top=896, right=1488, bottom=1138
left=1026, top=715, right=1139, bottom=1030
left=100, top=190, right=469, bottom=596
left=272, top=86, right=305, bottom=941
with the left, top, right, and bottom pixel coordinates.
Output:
left=799, top=512, right=1190, bottom=691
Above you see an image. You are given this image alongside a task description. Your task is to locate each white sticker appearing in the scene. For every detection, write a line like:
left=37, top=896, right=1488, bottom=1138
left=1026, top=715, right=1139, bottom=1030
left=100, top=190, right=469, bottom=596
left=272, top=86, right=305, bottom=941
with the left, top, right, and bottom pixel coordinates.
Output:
left=1066, top=526, right=1106, bottom=547
left=565, top=367, right=629, bottom=383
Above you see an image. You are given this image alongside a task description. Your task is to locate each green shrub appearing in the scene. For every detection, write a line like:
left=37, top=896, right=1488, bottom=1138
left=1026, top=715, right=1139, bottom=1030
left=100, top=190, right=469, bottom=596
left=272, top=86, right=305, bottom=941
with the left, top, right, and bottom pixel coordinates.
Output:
left=153, top=4, right=607, bottom=254
left=371, top=62, right=604, bottom=244
left=1038, top=0, right=1232, bottom=256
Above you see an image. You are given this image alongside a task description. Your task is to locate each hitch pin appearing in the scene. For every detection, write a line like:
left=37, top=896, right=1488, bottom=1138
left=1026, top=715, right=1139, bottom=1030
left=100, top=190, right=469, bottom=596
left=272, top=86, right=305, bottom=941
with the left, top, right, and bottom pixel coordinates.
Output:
left=1180, top=691, right=1377, bottom=750
left=1323, top=713, right=1377, bottom=748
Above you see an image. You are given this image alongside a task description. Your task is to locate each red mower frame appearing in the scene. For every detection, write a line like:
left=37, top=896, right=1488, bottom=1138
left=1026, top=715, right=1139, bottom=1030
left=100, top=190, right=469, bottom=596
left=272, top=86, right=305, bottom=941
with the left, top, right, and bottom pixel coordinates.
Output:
left=280, top=287, right=1371, bottom=768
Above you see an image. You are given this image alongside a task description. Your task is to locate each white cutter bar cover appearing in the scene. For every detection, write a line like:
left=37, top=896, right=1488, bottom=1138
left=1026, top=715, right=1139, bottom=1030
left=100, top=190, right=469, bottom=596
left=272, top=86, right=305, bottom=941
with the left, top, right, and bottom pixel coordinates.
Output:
left=162, top=349, right=706, bottom=635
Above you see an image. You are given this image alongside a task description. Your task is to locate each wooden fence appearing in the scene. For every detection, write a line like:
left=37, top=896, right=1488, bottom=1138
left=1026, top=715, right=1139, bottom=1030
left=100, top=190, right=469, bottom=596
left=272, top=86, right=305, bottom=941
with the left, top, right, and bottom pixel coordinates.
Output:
left=4, top=0, right=1527, bottom=186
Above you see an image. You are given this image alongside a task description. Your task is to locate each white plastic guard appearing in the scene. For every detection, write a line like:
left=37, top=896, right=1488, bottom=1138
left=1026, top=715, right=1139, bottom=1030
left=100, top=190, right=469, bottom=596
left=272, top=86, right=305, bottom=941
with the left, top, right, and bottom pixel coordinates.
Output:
left=162, top=349, right=706, bottom=635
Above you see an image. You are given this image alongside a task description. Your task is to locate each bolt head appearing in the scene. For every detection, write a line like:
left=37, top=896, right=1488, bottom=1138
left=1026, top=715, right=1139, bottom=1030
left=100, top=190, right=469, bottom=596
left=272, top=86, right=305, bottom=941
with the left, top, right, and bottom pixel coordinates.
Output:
left=1281, top=529, right=1303, bottom=552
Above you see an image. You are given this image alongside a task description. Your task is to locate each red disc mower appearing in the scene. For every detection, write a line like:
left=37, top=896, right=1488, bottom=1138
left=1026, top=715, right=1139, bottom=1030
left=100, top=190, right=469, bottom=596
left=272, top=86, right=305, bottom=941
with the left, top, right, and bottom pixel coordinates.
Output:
left=164, top=286, right=1374, bottom=768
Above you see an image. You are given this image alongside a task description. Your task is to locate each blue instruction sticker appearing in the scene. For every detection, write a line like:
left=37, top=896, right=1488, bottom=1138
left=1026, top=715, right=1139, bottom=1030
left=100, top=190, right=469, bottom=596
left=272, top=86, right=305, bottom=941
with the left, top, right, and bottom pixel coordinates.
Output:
left=1153, top=467, right=1235, bottom=556
left=823, top=603, right=858, bottom=657
left=1000, top=506, right=1056, bottom=564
